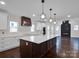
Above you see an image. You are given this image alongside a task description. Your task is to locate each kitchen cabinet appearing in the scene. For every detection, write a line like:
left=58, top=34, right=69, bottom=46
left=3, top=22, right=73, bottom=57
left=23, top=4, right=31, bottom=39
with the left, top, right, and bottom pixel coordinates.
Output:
left=0, top=37, right=19, bottom=52
left=20, top=37, right=56, bottom=58
left=20, top=40, right=47, bottom=58
left=0, top=12, right=7, bottom=30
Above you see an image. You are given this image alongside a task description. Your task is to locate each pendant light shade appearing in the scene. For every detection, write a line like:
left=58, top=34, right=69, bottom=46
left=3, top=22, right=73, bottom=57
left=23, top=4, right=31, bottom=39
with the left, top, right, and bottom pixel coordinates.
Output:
left=49, top=8, right=53, bottom=22
left=53, top=13, right=56, bottom=24
left=40, top=0, right=46, bottom=20
left=42, top=0, right=44, bottom=3
left=40, top=13, right=46, bottom=19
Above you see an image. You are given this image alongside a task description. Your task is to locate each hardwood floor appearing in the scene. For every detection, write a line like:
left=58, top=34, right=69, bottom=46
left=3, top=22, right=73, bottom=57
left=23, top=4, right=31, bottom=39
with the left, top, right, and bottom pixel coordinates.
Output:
left=0, top=36, right=79, bottom=58
left=0, top=47, right=20, bottom=58
left=56, top=37, right=79, bottom=58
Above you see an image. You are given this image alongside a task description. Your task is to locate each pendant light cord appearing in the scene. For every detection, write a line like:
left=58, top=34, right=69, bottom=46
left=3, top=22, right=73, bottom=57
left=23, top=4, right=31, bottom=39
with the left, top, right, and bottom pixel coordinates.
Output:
left=54, top=13, right=56, bottom=20
left=42, top=3, right=44, bottom=14
left=41, top=0, right=45, bottom=14
left=49, top=8, right=52, bottom=18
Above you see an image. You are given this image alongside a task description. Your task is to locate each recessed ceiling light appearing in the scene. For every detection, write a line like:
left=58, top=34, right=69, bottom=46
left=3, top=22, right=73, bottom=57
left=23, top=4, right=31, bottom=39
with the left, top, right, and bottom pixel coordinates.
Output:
left=0, top=1, right=6, bottom=5
left=67, top=15, right=71, bottom=18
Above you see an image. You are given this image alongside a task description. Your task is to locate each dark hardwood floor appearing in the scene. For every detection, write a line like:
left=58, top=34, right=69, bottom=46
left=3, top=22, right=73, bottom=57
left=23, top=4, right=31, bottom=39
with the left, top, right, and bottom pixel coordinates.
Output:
left=56, top=37, right=79, bottom=58
left=0, top=36, right=79, bottom=58
left=0, top=47, right=20, bottom=58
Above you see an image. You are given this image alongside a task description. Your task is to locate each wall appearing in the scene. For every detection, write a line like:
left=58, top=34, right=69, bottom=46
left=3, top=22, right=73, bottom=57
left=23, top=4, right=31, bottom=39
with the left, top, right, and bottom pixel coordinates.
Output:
left=8, top=15, right=31, bottom=33
left=0, top=14, right=32, bottom=35
left=70, top=18, right=79, bottom=37
left=0, top=12, right=79, bottom=37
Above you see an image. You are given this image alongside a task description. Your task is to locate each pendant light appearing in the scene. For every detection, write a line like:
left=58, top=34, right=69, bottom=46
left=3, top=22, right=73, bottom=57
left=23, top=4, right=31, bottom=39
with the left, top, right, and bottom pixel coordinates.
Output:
left=53, top=13, right=56, bottom=24
left=40, top=0, right=46, bottom=20
left=49, top=8, right=53, bottom=22
left=0, top=0, right=6, bottom=5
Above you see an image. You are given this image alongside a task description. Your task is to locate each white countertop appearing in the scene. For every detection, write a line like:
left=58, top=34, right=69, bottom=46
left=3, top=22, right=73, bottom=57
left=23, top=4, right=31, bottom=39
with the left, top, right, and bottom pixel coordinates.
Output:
left=0, top=32, right=56, bottom=44
left=20, top=34, right=56, bottom=44
left=0, top=32, right=42, bottom=38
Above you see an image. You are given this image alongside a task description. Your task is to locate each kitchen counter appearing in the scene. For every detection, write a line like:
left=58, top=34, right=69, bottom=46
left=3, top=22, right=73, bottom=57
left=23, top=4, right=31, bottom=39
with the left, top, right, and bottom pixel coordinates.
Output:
left=20, top=34, right=56, bottom=44
left=0, top=32, right=42, bottom=38
left=20, top=34, right=56, bottom=58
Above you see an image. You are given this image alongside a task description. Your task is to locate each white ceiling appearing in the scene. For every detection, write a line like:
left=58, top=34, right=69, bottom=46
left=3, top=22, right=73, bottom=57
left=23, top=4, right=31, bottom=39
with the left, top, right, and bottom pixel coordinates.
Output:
left=0, top=0, right=79, bottom=20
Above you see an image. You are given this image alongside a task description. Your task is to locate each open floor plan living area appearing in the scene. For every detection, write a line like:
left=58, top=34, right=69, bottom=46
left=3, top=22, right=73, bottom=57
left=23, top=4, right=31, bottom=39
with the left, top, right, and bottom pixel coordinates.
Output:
left=0, top=0, right=79, bottom=58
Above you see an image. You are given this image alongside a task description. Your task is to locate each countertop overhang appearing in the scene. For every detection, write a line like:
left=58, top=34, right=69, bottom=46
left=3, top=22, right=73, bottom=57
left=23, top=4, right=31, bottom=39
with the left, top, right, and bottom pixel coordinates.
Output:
left=20, top=34, right=56, bottom=44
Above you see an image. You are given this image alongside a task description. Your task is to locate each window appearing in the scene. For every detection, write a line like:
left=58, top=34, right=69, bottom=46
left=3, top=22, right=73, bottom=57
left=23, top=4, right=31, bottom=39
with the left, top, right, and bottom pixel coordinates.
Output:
left=31, top=24, right=35, bottom=32
left=10, top=21, right=18, bottom=32
left=74, top=25, right=78, bottom=31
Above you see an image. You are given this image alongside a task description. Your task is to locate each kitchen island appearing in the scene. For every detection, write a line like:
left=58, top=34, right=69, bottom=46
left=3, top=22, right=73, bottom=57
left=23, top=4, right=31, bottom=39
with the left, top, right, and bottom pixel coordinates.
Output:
left=20, top=34, right=57, bottom=58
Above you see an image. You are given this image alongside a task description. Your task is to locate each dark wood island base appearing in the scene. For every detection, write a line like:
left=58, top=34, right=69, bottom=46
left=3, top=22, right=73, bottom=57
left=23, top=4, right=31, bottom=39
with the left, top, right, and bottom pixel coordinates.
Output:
left=20, top=37, right=56, bottom=58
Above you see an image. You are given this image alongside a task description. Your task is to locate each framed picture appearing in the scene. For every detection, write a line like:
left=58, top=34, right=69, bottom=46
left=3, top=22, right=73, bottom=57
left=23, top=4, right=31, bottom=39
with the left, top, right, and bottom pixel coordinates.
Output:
left=21, top=16, right=32, bottom=26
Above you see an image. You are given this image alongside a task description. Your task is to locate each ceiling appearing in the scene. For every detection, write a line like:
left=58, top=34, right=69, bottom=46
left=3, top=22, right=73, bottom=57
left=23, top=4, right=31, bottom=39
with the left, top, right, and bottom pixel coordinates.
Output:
left=0, top=0, right=79, bottom=20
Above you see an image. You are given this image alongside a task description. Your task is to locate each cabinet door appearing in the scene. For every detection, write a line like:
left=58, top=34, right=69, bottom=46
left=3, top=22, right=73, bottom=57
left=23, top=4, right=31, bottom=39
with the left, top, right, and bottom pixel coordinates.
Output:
left=0, top=12, right=7, bottom=30
left=50, top=38, right=56, bottom=57
left=4, top=37, right=19, bottom=50
left=40, top=42, right=47, bottom=57
left=20, top=40, right=32, bottom=58
left=47, top=40, right=51, bottom=50
left=0, top=38, right=5, bottom=52
left=0, top=37, right=19, bottom=52
left=32, top=44, right=41, bottom=58
left=0, top=43, right=4, bottom=52
left=48, top=38, right=56, bottom=49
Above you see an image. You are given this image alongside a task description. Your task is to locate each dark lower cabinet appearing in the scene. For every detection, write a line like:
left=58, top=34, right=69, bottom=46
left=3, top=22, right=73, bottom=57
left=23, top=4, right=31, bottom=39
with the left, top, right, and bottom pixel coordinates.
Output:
left=20, top=40, right=32, bottom=57
left=20, top=37, right=56, bottom=58
left=47, top=38, right=56, bottom=57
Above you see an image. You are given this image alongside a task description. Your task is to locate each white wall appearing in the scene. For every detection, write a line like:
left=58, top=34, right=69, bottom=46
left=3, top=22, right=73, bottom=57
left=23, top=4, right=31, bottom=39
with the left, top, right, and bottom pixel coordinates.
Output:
left=0, top=14, right=32, bottom=35
left=53, top=20, right=62, bottom=37
left=0, top=12, right=79, bottom=37
left=70, top=18, right=79, bottom=37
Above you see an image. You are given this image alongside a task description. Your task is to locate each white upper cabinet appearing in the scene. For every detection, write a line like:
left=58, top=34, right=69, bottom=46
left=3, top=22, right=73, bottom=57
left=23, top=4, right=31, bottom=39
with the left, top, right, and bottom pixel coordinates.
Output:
left=0, top=12, right=7, bottom=30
